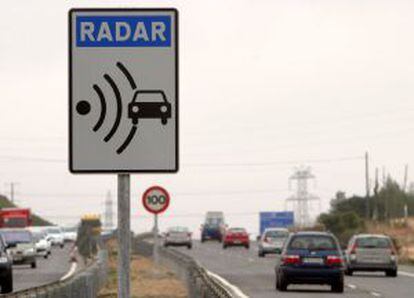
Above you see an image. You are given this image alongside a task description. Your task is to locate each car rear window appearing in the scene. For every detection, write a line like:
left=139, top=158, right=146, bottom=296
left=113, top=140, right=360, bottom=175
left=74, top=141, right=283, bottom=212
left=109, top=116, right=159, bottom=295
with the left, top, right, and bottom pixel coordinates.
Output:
left=288, top=235, right=337, bottom=250
left=229, top=228, right=246, bottom=233
left=356, top=237, right=391, bottom=248
left=169, top=227, right=188, bottom=233
left=265, top=230, right=289, bottom=238
left=206, top=218, right=223, bottom=226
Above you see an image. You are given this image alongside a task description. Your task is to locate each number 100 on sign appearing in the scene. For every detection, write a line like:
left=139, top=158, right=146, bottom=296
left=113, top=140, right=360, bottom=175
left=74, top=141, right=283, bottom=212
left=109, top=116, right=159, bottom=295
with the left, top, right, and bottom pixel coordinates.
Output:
left=142, top=186, right=170, bottom=214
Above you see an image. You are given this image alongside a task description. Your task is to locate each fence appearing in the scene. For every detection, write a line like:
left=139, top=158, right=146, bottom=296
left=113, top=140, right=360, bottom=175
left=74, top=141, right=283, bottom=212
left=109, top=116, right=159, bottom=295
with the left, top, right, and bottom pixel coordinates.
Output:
left=133, top=234, right=248, bottom=298
left=3, top=250, right=108, bottom=298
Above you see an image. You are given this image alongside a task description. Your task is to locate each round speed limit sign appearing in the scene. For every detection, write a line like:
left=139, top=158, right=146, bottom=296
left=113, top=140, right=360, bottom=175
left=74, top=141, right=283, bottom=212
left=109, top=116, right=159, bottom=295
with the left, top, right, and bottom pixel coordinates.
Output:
left=142, top=186, right=170, bottom=214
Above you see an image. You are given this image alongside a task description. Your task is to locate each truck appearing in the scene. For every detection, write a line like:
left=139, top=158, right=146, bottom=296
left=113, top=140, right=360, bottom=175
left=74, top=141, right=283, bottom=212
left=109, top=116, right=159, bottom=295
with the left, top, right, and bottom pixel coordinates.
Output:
left=259, top=211, right=294, bottom=236
left=201, top=211, right=226, bottom=242
left=0, top=208, right=32, bottom=228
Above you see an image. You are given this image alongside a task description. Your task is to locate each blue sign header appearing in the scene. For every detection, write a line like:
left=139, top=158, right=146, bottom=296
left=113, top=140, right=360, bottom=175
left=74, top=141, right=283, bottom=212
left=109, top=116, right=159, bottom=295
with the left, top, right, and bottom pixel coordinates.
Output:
left=76, top=15, right=171, bottom=47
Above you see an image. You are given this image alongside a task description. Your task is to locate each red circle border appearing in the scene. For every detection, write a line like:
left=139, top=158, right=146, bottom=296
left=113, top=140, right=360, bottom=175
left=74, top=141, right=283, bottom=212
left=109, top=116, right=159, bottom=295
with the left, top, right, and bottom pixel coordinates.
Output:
left=142, top=186, right=170, bottom=214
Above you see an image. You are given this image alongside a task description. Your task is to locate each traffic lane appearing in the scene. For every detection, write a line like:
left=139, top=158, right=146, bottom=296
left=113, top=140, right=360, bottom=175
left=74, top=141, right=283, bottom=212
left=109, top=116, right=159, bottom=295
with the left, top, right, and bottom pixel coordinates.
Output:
left=12, top=245, right=72, bottom=292
left=175, top=241, right=372, bottom=298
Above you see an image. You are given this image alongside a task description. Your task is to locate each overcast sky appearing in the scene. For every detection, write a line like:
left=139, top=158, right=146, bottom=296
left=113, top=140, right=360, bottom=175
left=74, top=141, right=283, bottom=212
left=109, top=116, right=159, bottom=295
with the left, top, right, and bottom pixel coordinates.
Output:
left=0, top=0, right=413, bottom=235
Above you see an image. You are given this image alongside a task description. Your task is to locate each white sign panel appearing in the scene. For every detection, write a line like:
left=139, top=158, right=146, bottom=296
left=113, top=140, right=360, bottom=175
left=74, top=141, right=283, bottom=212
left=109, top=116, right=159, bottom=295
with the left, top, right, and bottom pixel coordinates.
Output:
left=69, top=9, right=178, bottom=173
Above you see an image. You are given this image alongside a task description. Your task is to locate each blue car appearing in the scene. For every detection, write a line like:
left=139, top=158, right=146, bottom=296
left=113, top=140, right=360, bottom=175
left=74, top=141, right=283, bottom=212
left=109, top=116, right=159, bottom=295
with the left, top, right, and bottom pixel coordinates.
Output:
left=275, top=231, right=345, bottom=293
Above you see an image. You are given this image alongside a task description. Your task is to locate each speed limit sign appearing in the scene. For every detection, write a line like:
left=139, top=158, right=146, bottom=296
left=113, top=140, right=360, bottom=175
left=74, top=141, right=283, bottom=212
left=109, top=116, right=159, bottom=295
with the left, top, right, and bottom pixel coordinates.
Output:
left=142, top=186, right=170, bottom=214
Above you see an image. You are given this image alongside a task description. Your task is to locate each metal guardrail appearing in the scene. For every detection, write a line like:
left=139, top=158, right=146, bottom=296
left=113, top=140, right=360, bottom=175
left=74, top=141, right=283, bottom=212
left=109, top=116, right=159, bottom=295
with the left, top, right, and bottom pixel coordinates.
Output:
left=133, top=234, right=247, bottom=298
left=3, top=250, right=108, bottom=298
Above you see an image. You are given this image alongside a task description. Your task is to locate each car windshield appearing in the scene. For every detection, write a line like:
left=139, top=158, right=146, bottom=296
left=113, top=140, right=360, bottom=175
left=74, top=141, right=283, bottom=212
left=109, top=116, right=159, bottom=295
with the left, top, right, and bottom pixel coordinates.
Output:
left=265, top=230, right=289, bottom=238
left=356, top=237, right=391, bottom=248
left=289, top=235, right=337, bottom=251
left=134, top=92, right=165, bottom=103
left=0, top=230, right=32, bottom=244
left=63, top=227, right=77, bottom=233
left=169, top=227, right=188, bottom=233
left=32, top=232, right=44, bottom=242
left=47, top=227, right=61, bottom=234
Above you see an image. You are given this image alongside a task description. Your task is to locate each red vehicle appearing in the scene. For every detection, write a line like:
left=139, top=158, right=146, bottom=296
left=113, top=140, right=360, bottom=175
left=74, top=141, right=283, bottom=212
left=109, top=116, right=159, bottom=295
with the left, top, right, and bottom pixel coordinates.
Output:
left=223, top=227, right=250, bottom=249
left=0, top=208, right=32, bottom=228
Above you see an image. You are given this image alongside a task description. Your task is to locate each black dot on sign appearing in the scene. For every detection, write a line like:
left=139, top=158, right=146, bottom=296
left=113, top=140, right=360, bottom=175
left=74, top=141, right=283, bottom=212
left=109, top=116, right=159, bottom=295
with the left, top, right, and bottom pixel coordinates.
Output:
left=76, top=100, right=91, bottom=115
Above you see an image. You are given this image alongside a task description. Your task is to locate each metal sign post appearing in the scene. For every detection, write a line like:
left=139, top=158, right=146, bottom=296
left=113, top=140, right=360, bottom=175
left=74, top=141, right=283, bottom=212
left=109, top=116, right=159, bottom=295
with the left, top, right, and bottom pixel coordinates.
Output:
left=153, top=213, right=159, bottom=265
left=118, top=174, right=130, bottom=298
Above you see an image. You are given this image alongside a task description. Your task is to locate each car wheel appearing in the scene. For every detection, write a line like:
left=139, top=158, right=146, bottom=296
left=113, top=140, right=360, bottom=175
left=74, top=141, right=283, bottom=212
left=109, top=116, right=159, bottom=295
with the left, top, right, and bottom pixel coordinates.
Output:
left=223, top=244, right=227, bottom=249
left=331, top=278, right=344, bottom=293
left=278, top=273, right=288, bottom=291
left=201, top=238, right=205, bottom=243
left=258, top=251, right=265, bottom=257
left=60, top=244, right=64, bottom=249
left=161, top=118, right=168, bottom=125
left=345, top=268, right=353, bottom=276
left=275, top=276, right=280, bottom=291
left=1, top=271, right=13, bottom=293
left=187, top=244, right=192, bottom=250
left=386, top=269, right=397, bottom=277
left=44, top=254, right=48, bottom=259
left=31, top=261, right=37, bottom=269
left=245, top=244, right=250, bottom=250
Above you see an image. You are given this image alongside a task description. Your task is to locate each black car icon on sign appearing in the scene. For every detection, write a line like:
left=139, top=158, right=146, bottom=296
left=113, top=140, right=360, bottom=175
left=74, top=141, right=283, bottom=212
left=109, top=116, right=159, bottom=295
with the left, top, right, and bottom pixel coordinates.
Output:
left=128, top=90, right=172, bottom=125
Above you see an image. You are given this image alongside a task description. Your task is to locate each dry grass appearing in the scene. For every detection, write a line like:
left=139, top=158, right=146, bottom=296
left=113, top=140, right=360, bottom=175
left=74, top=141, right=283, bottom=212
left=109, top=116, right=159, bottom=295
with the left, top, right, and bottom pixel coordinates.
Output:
left=99, top=240, right=188, bottom=298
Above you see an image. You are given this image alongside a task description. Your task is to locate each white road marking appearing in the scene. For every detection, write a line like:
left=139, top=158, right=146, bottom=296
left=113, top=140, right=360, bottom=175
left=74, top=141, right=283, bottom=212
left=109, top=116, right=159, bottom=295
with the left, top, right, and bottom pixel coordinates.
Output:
left=399, top=271, right=414, bottom=278
left=60, top=262, right=77, bottom=281
left=248, top=257, right=255, bottom=262
left=371, top=292, right=381, bottom=297
left=347, top=284, right=357, bottom=289
left=206, top=269, right=250, bottom=298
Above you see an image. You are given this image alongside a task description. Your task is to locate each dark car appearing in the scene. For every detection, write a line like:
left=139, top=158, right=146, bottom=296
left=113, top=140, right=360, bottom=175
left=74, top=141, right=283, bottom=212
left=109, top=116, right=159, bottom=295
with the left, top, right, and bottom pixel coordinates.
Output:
left=0, top=235, right=13, bottom=293
left=345, top=234, right=398, bottom=277
left=128, top=90, right=171, bottom=125
left=201, top=215, right=226, bottom=242
left=275, top=231, right=345, bottom=293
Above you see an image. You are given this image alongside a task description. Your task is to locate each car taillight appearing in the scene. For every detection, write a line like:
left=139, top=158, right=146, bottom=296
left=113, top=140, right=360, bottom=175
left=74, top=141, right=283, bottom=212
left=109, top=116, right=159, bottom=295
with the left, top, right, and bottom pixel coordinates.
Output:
left=264, top=237, right=270, bottom=243
left=282, top=255, right=300, bottom=265
left=326, top=255, right=343, bottom=266
left=350, top=243, right=357, bottom=255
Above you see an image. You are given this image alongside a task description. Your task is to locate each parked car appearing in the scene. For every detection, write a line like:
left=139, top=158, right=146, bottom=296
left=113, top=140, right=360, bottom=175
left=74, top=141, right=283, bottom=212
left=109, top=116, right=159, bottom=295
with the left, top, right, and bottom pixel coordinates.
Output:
left=0, top=229, right=37, bottom=268
left=0, top=235, right=13, bottom=293
left=275, top=231, right=345, bottom=293
left=163, top=226, right=192, bottom=249
left=223, top=227, right=250, bottom=249
left=201, top=212, right=226, bottom=242
left=62, top=226, right=78, bottom=242
left=345, top=234, right=398, bottom=277
left=46, top=226, right=65, bottom=248
left=31, top=229, right=51, bottom=258
left=258, top=228, right=289, bottom=257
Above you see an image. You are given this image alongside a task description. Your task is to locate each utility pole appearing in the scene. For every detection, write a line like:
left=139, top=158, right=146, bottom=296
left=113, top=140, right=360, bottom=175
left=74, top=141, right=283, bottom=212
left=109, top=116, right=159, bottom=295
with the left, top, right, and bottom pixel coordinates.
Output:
left=104, top=191, right=114, bottom=230
left=4, top=182, right=19, bottom=203
left=365, top=152, right=370, bottom=220
left=403, top=164, right=409, bottom=192
left=373, top=167, right=379, bottom=221
left=286, top=166, right=320, bottom=227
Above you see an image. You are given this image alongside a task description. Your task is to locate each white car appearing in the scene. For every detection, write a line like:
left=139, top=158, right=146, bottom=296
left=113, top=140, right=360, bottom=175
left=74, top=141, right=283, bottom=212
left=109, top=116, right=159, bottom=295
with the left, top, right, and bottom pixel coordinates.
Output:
left=46, top=227, right=65, bottom=248
left=62, top=226, right=77, bottom=242
left=31, top=230, right=51, bottom=258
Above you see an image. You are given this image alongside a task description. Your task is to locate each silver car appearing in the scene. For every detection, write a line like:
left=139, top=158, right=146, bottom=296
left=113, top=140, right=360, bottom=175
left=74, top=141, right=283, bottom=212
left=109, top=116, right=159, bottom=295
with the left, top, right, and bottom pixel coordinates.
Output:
left=258, top=228, right=289, bottom=257
left=345, top=234, right=397, bottom=277
left=163, top=227, right=192, bottom=249
left=0, top=229, right=37, bottom=268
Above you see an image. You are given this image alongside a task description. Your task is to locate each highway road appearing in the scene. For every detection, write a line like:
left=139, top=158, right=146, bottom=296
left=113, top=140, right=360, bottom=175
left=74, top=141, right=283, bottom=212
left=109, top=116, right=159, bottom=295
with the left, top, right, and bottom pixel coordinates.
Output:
left=175, top=241, right=414, bottom=298
left=12, top=245, right=73, bottom=292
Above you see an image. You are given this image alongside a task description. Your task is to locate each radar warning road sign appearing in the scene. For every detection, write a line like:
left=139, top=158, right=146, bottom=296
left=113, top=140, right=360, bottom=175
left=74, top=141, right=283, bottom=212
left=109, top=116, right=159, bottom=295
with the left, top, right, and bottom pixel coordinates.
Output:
left=69, top=9, right=178, bottom=173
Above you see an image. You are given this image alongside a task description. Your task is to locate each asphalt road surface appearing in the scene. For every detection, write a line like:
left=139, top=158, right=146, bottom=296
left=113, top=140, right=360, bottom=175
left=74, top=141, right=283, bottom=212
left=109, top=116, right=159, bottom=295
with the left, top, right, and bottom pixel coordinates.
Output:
left=175, top=241, right=414, bottom=298
left=12, top=245, right=73, bottom=292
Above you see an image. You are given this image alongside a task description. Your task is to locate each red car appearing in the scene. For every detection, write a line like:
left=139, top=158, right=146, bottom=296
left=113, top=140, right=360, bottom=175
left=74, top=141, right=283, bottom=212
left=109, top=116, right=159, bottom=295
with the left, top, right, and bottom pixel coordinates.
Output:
left=223, top=227, right=250, bottom=249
